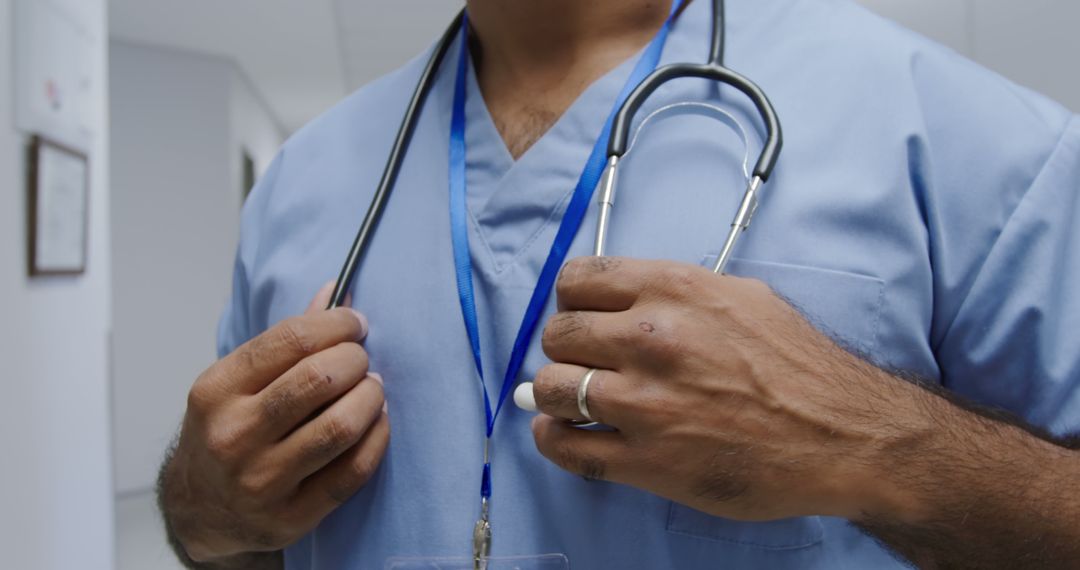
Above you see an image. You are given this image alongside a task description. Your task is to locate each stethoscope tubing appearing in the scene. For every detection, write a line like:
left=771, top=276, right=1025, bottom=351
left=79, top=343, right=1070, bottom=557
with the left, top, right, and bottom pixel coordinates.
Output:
left=329, top=12, right=465, bottom=309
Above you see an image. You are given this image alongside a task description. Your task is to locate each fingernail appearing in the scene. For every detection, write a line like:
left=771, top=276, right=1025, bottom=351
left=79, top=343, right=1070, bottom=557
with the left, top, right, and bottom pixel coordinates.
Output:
left=348, top=309, right=369, bottom=340
left=368, top=373, right=388, bottom=414
left=514, top=382, right=537, bottom=412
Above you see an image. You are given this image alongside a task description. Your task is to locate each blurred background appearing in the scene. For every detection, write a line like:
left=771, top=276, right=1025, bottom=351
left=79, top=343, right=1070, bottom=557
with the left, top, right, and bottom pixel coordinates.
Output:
left=0, top=0, right=1076, bottom=568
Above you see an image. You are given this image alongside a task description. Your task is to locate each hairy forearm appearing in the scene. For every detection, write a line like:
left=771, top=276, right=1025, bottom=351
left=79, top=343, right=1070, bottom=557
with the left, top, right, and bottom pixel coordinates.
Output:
left=854, top=375, right=1080, bottom=569
left=162, top=532, right=283, bottom=570
left=158, top=442, right=284, bottom=570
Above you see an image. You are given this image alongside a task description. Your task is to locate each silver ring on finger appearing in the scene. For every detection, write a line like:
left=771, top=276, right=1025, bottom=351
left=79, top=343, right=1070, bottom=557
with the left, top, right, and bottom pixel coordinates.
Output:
left=575, top=368, right=599, bottom=426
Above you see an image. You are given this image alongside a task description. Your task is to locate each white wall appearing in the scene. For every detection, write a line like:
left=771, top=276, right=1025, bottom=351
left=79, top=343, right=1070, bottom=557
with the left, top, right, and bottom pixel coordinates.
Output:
left=0, top=0, right=115, bottom=569
left=110, top=41, right=235, bottom=497
left=115, top=492, right=186, bottom=570
left=110, top=41, right=285, bottom=496
left=231, top=71, right=286, bottom=198
left=110, top=39, right=284, bottom=570
left=857, top=0, right=1080, bottom=112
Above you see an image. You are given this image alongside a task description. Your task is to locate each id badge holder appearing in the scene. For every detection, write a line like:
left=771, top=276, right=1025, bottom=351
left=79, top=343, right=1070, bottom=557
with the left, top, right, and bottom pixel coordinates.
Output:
left=385, top=554, right=570, bottom=570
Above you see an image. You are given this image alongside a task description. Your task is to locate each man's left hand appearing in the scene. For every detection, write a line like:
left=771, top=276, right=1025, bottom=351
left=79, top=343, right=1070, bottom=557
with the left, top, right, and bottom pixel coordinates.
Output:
left=532, top=256, right=912, bottom=522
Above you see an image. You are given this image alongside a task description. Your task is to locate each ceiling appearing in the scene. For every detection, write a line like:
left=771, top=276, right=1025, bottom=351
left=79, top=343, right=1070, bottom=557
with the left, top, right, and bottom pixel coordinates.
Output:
left=109, top=0, right=462, bottom=134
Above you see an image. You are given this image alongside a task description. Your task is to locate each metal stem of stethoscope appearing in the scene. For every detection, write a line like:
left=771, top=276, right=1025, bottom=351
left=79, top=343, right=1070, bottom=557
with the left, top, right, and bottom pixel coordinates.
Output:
left=593, top=162, right=762, bottom=275
left=592, top=156, right=619, bottom=259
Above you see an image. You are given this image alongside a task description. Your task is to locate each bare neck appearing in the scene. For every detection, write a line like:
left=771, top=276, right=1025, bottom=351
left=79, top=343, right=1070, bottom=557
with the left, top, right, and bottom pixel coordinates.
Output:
left=465, top=0, right=674, bottom=158
left=466, top=0, right=673, bottom=79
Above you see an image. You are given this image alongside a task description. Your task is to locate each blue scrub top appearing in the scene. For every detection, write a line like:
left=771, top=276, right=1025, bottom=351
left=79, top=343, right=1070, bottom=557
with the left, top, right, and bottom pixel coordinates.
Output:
left=218, top=0, right=1080, bottom=567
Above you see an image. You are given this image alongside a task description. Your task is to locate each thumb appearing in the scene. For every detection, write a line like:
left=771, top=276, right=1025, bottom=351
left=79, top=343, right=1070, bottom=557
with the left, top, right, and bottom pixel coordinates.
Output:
left=306, top=281, right=353, bottom=314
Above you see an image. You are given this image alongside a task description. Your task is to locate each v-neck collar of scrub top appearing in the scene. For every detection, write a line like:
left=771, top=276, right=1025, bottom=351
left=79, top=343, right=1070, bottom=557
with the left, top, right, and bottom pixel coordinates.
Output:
left=434, top=0, right=785, bottom=275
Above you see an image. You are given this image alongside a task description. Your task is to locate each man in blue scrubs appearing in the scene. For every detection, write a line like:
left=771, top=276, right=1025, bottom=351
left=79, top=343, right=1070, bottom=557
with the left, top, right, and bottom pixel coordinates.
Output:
left=157, top=0, right=1080, bottom=568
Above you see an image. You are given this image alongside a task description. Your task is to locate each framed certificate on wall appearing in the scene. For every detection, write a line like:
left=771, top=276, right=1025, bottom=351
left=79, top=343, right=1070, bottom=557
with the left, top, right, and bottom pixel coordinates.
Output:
left=28, top=135, right=89, bottom=276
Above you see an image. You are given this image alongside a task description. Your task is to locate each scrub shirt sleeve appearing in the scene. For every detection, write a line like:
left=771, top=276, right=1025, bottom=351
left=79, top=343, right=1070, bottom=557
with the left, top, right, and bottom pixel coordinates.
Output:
left=216, top=150, right=286, bottom=358
left=932, top=115, right=1080, bottom=437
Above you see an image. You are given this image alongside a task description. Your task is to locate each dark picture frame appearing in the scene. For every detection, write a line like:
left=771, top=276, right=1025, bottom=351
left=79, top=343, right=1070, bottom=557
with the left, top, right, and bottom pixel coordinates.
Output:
left=27, top=135, right=90, bottom=276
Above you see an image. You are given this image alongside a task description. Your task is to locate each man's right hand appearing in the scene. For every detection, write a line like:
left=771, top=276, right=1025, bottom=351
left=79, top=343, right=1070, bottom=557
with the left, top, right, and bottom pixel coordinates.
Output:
left=159, top=284, right=389, bottom=565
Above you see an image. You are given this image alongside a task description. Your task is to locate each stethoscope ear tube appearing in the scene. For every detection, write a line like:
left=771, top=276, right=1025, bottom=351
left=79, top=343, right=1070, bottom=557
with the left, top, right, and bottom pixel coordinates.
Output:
left=329, top=10, right=466, bottom=309
left=606, top=63, right=783, bottom=182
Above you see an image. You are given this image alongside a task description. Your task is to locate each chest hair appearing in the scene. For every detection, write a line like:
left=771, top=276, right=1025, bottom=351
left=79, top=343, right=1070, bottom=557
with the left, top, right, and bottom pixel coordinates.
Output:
left=491, top=101, right=564, bottom=160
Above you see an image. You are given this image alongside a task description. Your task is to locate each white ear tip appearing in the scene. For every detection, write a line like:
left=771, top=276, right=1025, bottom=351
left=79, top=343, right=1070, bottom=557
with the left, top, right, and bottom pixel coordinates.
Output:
left=514, top=382, right=537, bottom=412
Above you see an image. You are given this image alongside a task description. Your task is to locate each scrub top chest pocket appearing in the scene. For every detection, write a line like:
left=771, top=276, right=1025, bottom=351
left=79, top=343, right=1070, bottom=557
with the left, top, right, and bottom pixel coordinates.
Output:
left=664, top=257, right=885, bottom=551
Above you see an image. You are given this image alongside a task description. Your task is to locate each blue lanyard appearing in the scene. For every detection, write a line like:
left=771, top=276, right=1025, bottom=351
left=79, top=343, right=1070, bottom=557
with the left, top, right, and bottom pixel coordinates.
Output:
left=449, top=5, right=681, bottom=503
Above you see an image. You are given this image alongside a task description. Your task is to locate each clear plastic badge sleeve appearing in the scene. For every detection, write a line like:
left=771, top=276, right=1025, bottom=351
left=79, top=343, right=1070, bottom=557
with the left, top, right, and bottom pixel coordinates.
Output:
left=385, top=554, right=570, bottom=570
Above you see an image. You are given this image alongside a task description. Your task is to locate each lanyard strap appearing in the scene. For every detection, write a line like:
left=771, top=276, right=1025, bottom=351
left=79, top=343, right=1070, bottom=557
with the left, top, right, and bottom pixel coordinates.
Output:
left=449, top=5, right=681, bottom=478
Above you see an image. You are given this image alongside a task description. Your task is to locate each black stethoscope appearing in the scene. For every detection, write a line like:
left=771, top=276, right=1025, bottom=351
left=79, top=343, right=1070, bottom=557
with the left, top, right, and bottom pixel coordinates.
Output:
left=326, top=0, right=783, bottom=309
